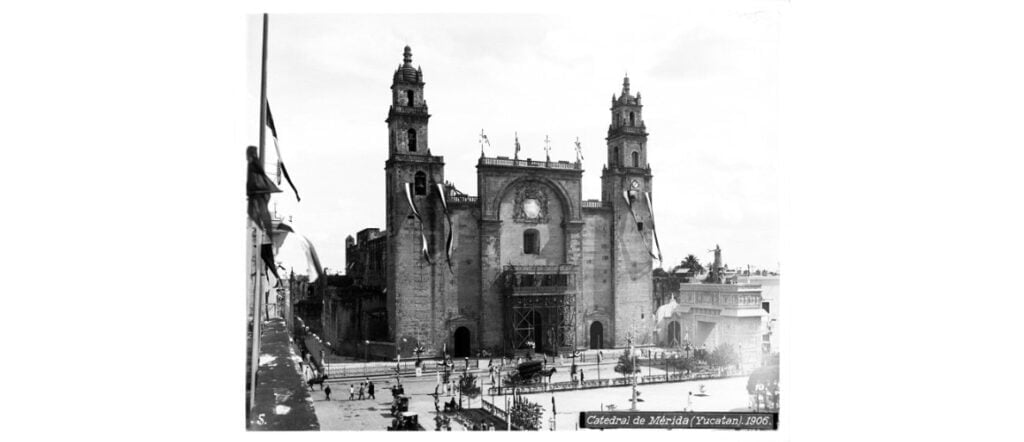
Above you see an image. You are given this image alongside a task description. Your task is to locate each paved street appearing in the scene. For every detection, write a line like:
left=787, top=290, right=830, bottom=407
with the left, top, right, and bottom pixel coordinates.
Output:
left=519, top=375, right=753, bottom=431
left=308, top=354, right=759, bottom=430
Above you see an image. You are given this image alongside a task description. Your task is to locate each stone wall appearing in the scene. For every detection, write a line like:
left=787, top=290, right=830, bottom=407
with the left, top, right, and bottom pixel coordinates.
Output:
left=580, top=208, right=613, bottom=348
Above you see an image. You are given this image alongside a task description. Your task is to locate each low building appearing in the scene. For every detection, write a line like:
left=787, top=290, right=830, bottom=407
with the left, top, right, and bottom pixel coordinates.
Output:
left=653, top=278, right=766, bottom=368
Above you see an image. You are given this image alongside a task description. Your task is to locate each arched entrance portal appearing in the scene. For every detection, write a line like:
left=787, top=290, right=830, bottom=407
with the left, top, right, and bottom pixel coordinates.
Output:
left=589, top=321, right=604, bottom=349
left=668, top=321, right=681, bottom=347
left=453, top=327, right=471, bottom=357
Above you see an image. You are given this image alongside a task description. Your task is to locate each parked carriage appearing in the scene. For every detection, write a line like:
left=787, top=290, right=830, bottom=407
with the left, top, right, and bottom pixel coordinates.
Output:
left=391, top=395, right=411, bottom=416
left=505, top=360, right=556, bottom=385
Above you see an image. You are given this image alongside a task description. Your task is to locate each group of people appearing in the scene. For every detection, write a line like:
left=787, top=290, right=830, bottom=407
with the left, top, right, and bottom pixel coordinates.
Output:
left=433, top=394, right=460, bottom=413
left=750, top=380, right=780, bottom=411
left=433, top=415, right=452, bottom=431
left=344, top=378, right=375, bottom=401
left=469, top=421, right=496, bottom=431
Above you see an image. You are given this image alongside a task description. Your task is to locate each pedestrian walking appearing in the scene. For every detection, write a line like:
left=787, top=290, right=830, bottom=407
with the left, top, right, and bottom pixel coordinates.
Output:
left=324, top=384, right=332, bottom=400
left=580, top=369, right=585, bottom=384
left=685, top=391, right=693, bottom=411
left=349, top=384, right=354, bottom=400
left=358, top=383, right=365, bottom=400
left=434, top=393, right=440, bottom=413
left=368, top=381, right=375, bottom=399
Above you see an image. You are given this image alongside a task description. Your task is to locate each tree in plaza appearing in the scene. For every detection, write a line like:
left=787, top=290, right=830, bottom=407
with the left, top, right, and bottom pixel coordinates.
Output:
left=707, top=343, right=739, bottom=368
left=458, top=372, right=481, bottom=408
left=509, top=395, right=544, bottom=430
left=669, top=355, right=700, bottom=375
left=613, top=348, right=641, bottom=377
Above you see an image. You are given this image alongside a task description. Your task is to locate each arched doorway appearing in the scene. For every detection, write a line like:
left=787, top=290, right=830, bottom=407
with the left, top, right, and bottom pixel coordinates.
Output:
left=668, top=321, right=681, bottom=347
left=589, top=321, right=604, bottom=349
left=453, top=327, right=471, bottom=357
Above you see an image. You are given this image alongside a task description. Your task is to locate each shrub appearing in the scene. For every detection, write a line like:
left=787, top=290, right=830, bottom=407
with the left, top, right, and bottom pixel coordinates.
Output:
left=613, top=348, right=642, bottom=377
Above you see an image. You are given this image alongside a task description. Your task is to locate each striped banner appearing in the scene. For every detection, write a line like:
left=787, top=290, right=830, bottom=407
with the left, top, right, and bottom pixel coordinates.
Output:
left=404, top=182, right=432, bottom=264
left=435, top=183, right=455, bottom=274
left=622, top=190, right=659, bottom=261
left=644, top=192, right=664, bottom=262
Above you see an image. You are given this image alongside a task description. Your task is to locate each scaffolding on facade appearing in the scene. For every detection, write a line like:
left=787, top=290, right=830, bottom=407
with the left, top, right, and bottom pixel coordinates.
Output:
left=500, top=264, right=577, bottom=355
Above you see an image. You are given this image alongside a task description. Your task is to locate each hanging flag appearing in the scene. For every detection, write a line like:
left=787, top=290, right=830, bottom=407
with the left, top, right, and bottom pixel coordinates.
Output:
left=435, top=183, right=455, bottom=274
left=644, top=192, right=664, bottom=262
left=404, top=182, right=432, bottom=264
left=265, top=102, right=301, bottom=202
left=622, top=190, right=659, bottom=260
left=301, top=235, right=324, bottom=282
left=479, top=129, right=491, bottom=157
left=246, top=145, right=281, bottom=234
left=261, top=243, right=281, bottom=281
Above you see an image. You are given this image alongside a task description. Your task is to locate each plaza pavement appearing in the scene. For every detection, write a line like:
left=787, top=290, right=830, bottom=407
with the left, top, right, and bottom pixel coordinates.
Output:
left=308, top=355, right=758, bottom=431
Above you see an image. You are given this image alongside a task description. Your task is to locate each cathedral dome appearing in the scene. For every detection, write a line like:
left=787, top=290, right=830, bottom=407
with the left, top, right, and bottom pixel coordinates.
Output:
left=393, top=45, right=423, bottom=84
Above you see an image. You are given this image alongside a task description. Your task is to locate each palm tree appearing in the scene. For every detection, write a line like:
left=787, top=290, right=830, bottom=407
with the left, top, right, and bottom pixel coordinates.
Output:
left=676, top=254, right=705, bottom=275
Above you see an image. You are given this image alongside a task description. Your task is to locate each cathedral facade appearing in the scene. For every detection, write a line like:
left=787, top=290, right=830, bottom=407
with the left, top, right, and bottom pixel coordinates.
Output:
left=346, top=46, right=662, bottom=358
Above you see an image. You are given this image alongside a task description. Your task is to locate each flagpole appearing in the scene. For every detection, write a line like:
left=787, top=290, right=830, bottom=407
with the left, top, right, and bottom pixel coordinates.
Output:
left=249, top=12, right=270, bottom=414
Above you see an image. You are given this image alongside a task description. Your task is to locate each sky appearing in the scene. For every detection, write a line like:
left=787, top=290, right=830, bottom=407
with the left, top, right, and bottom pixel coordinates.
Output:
left=246, top=9, right=780, bottom=276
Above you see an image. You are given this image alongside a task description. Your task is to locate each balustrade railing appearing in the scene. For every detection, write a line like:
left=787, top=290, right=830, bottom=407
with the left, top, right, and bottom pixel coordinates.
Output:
left=479, top=156, right=581, bottom=170
left=484, top=367, right=749, bottom=396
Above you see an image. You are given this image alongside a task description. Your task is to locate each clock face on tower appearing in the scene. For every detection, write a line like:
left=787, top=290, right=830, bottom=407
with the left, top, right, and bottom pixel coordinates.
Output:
left=631, top=179, right=640, bottom=189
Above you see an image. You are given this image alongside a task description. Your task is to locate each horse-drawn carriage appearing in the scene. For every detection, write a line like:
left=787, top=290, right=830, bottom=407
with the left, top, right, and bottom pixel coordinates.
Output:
left=391, top=395, right=411, bottom=416
left=387, top=412, right=424, bottom=431
left=505, top=360, right=556, bottom=385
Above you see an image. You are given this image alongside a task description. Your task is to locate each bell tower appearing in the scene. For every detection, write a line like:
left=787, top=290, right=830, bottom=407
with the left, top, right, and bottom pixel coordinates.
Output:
left=387, top=45, right=430, bottom=157
left=384, top=46, right=445, bottom=348
left=601, top=75, right=655, bottom=347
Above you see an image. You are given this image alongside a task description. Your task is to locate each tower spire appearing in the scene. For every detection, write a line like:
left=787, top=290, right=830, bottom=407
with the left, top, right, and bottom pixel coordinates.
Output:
left=622, top=74, right=631, bottom=96
left=403, top=45, right=413, bottom=66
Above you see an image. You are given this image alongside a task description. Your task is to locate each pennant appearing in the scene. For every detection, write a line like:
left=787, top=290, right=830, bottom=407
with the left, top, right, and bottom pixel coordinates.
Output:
left=644, top=192, right=664, bottom=262
left=622, top=190, right=659, bottom=261
left=261, top=243, right=281, bottom=281
left=265, top=102, right=301, bottom=202
left=299, top=234, right=324, bottom=282
left=246, top=145, right=281, bottom=234
left=479, top=129, right=491, bottom=157
left=404, top=182, right=432, bottom=264
left=435, top=183, right=455, bottom=274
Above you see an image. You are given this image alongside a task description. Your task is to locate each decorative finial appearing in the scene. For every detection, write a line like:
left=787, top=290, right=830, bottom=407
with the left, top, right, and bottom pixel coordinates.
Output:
left=403, top=46, right=412, bottom=65
left=622, top=74, right=631, bottom=96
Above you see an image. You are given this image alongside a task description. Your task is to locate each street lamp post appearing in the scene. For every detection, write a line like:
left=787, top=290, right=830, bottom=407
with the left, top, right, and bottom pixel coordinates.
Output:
left=364, top=340, right=370, bottom=377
